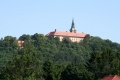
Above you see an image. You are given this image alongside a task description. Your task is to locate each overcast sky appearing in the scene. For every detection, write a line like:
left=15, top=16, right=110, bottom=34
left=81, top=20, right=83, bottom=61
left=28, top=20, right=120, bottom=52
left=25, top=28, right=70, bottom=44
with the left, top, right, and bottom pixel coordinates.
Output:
left=0, top=0, right=120, bottom=43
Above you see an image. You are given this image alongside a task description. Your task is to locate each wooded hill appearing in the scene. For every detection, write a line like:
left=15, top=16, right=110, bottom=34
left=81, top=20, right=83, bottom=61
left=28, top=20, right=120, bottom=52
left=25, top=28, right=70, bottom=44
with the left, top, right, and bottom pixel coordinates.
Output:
left=0, top=33, right=120, bottom=80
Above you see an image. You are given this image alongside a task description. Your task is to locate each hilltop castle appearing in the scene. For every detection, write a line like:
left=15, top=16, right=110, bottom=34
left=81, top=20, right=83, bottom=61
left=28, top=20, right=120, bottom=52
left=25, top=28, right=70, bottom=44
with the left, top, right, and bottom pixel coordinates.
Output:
left=17, top=19, right=86, bottom=47
left=46, top=19, right=86, bottom=42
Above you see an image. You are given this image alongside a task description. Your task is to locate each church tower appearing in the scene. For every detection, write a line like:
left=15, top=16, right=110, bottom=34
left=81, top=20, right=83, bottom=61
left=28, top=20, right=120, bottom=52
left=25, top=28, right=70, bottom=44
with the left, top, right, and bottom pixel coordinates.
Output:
left=70, top=19, right=76, bottom=33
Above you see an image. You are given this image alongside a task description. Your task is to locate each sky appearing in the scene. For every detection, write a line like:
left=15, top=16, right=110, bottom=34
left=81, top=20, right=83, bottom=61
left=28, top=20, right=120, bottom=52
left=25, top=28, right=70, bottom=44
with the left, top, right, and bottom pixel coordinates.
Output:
left=0, top=0, right=120, bottom=43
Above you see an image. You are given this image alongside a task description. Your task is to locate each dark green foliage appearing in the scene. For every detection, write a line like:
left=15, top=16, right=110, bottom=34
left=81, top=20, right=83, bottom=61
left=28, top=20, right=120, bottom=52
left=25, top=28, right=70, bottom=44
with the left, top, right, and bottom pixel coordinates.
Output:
left=0, top=33, right=120, bottom=80
left=61, top=63, right=93, bottom=80
left=19, top=34, right=31, bottom=41
left=42, top=60, right=55, bottom=80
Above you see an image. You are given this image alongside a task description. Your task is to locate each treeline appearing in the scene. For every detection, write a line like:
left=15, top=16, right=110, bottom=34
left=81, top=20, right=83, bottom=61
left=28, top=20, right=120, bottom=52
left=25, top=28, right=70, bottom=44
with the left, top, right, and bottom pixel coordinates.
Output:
left=0, top=33, right=120, bottom=80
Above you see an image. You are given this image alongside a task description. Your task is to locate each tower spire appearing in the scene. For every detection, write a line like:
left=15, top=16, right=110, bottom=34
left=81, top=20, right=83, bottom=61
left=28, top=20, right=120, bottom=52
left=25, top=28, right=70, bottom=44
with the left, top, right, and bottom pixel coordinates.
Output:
left=72, top=18, right=75, bottom=28
left=70, top=18, right=76, bottom=33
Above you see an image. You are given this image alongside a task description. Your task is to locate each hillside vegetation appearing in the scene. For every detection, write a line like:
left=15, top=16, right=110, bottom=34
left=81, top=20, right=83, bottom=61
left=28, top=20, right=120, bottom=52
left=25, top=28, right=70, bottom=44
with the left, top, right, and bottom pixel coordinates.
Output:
left=0, top=33, right=120, bottom=80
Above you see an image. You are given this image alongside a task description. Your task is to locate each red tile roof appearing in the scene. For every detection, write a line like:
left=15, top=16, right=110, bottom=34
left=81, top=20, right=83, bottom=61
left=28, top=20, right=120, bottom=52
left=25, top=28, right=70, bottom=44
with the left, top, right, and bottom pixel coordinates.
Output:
left=46, top=31, right=86, bottom=38
left=102, top=75, right=120, bottom=80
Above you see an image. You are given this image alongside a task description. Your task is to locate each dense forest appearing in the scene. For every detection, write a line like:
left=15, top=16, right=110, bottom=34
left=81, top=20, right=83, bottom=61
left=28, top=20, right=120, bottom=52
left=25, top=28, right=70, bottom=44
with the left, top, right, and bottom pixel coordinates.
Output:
left=0, top=33, right=120, bottom=80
